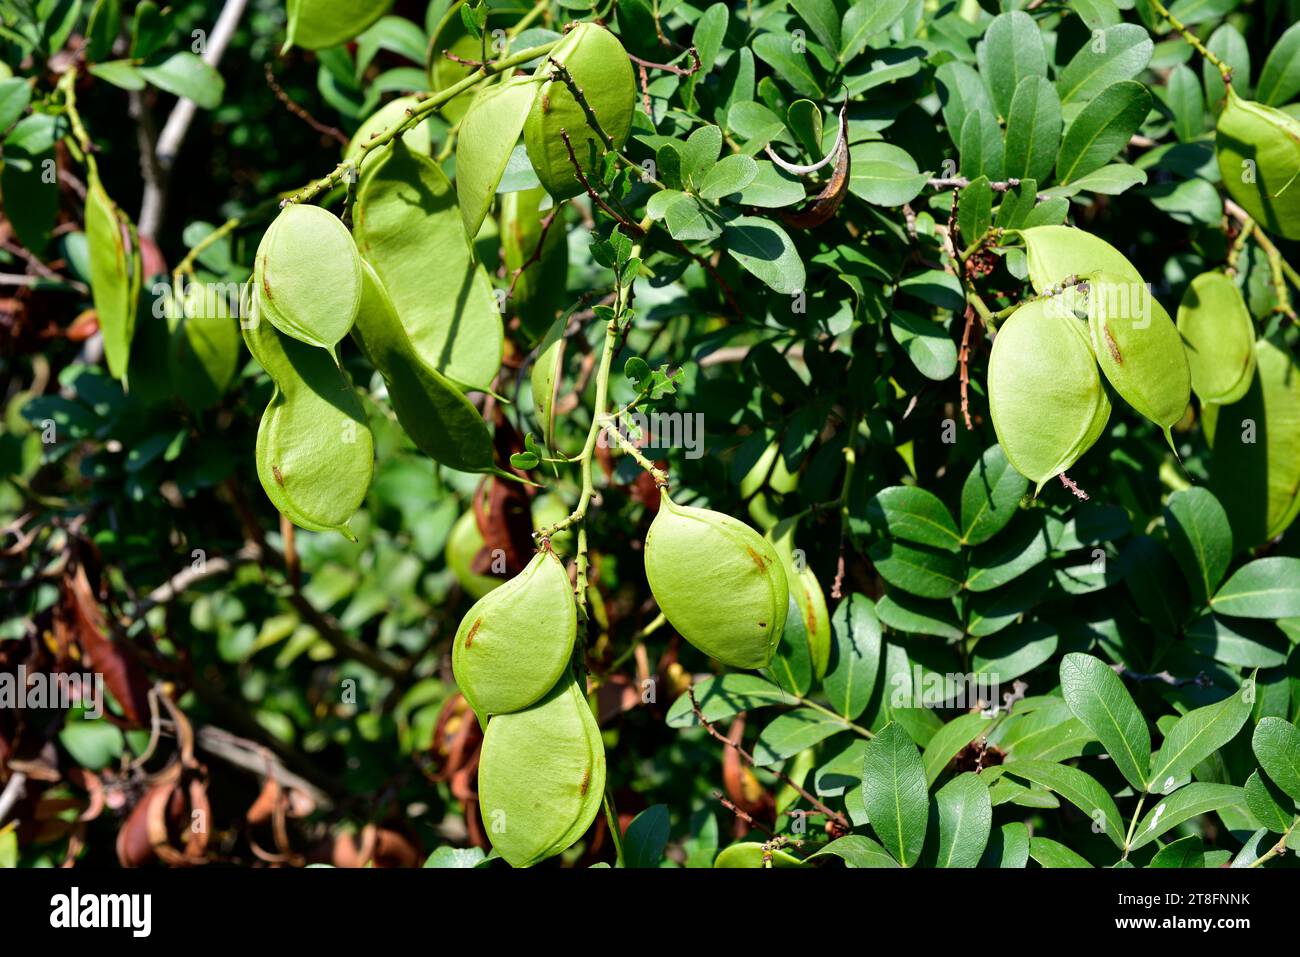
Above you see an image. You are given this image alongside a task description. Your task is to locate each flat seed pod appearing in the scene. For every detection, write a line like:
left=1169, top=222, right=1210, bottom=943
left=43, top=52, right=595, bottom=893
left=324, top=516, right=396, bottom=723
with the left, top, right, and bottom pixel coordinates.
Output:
left=351, top=261, right=495, bottom=472
left=988, top=297, right=1111, bottom=491
left=345, top=95, right=433, bottom=161
left=243, top=288, right=374, bottom=540
left=644, top=490, right=790, bottom=669
left=1018, top=225, right=1142, bottom=293
left=523, top=22, right=636, bottom=200
left=769, top=515, right=831, bottom=680
left=452, top=548, right=577, bottom=716
left=354, top=139, right=503, bottom=391
left=254, top=204, right=362, bottom=349
left=284, top=0, right=390, bottom=52
left=1206, top=338, right=1300, bottom=547
left=1215, top=86, right=1300, bottom=240
left=168, top=281, right=242, bottom=411
left=85, top=171, right=138, bottom=381
left=457, top=76, right=541, bottom=242
left=502, top=187, right=569, bottom=343
left=447, top=509, right=505, bottom=599
left=1176, top=271, right=1256, bottom=405
left=477, top=672, right=605, bottom=868
left=531, top=314, right=566, bottom=449
left=1085, top=272, right=1190, bottom=446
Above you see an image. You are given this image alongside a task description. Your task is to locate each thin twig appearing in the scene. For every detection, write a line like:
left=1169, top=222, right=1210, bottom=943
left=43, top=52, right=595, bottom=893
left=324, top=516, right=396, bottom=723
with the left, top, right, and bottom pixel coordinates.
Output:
left=559, top=128, right=643, bottom=234
left=1057, top=472, right=1089, bottom=501
left=506, top=207, right=560, bottom=301
left=265, top=63, right=348, bottom=145
left=959, top=305, right=976, bottom=430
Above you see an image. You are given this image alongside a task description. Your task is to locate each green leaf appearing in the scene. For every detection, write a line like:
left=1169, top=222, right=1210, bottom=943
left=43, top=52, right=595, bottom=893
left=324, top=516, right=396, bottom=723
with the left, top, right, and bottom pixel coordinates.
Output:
left=753, top=708, right=845, bottom=766
left=1059, top=652, right=1151, bottom=791
left=958, top=109, right=1005, bottom=180
left=1068, top=0, right=1121, bottom=30
left=664, top=193, right=722, bottom=242
left=847, top=142, right=928, bottom=206
left=1253, top=717, right=1300, bottom=802
left=840, top=0, right=910, bottom=62
left=1210, top=558, right=1300, bottom=619
left=791, top=0, right=840, bottom=54
left=130, top=0, right=170, bottom=59
left=961, top=444, right=1028, bottom=546
left=1029, top=836, right=1093, bottom=867
left=1057, top=24, right=1153, bottom=107
left=425, top=846, right=488, bottom=867
left=722, top=216, right=805, bottom=294
left=933, top=772, right=992, bottom=868
left=1166, top=64, right=1204, bottom=142
left=824, top=593, right=882, bottom=721
left=1147, top=679, right=1254, bottom=794
left=1056, top=80, right=1152, bottom=184
left=1244, top=769, right=1296, bottom=833
left=890, top=311, right=958, bottom=381
left=923, top=713, right=993, bottom=786
left=935, top=61, right=994, bottom=148
left=808, top=833, right=899, bottom=867
left=735, top=161, right=806, bottom=208
left=875, top=592, right=963, bottom=640
left=0, top=77, right=30, bottom=133
left=1039, top=163, right=1147, bottom=198
left=85, top=0, right=121, bottom=63
left=869, top=540, right=963, bottom=599
left=971, top=622, right=1058, bottom=684
left=456, top=76, right=538, bottom=241
left=977, top=11, right=1048, bottom=117
left=1185, top=614, right=1290, bottom=668
left=1129, top=784, right=1246, bottom=851
left=865, top=486, right=961, bottom=552
left=138, top=52, right=225, bottom=110
left=1203, top=23, right=1249, bottom=110
left=698, top=153, right=758, bottom=201
left=1001, top=758, right=1126, bottom=848
left=981, top=821, right=1030, bottom=867
left=963, top=516, right=1048, bottom=593
left=1164, top=486, right=1233, bottom=604
left=751, top=32, right=823, bottom=99
left=666, top=674, right=788, bottom=728
left=623, top=804, right=670, bottom=868
left=1256, top=21, right=1300, bottom=106
left=862, top=722, right=929, bottom=867
left=87, top=59, right=145, bottom=91
left=958, top=176, right=993, bottom=246
left=1147, top=835, right=1204, bottom=868
left=1003, top=75, right=1062, bottom=184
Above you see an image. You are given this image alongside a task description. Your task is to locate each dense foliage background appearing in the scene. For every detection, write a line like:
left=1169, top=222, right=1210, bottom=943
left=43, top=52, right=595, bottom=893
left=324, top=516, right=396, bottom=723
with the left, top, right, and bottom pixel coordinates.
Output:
left=1, top=0, right=1299, bottom=870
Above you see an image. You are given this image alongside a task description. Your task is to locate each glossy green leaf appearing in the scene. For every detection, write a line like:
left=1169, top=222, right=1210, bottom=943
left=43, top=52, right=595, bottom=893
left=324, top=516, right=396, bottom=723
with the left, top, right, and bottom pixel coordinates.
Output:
left=977, top=11, right=1047, bottom=117
left=1128, top=783, right=1246, bottom=851
left=1001, top=758, right=1125, bottom=848
left=862, top=722, right=929, bottom=867
left=753, top=708, right=844, bottom=766
left=623, top=805, right=670, bottom=868
left=1256, top=20, right=1300, bottom=106
left=808, top=833, right=899, bottom=867
left=1253, top=717, right=1300, bottom=802
left=1148, top=678, right=1254, bottom=794
left=923, top=713, right=993, bottom=786
left=1210, top=558, right=1300, bottom=619
left=1059, top=652, right=1150, bottom=791
left=865, top=486, right=961, bottom=553
left=933, top=772, right=992, bottom=868
left=1244, top=769, right=1296, bottom=833
left=1056, top=81, right=1151, bottom=184
left=665, top=674, right=789, bottom=728
left=1029, top=836, right=1093, bottom=867
left=722, top=216, right=805, bottom=294
left=1004, top=76, right=1062, bottom=183
left=1057, top=24, right=1153, bottom=106
left=139, top=52, right=224, bottom=110
left=1163, top=486, right=1233, bottom=604
left=285, top=0, right=391, bottom=51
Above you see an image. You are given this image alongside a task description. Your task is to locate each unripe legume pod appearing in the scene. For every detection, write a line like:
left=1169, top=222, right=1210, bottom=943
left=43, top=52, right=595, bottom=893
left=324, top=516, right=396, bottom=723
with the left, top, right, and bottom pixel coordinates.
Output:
left=477, top=672, right=605, bottom=868
left=243, top=285, right=374, bottom=540
left=714, top=842, right=804, bottom=868
left=1018, top=225, right=1142, bottom=293
left=644, top=490, right=789, bottom=669
left=502, top=187, right=569, bottom=343
left=446, top=509, right=504, bottom=600
left=457, top=76, right=541, bottom=242
left=452, top=548, right=577, bottom=717
left=85, top=170, right=138, bottom=382
left=769, top=516, right=830, bottom=679
left=1215, top=86, right=1300, bottom=240
left=354, top=139, right=503, bottom=392
left=351, top=261, right=495, bottom=473
left=531, top=314, right=566, bottom=450
left=1084, top=271, right=1190, bottom=448
left=167, top=281, right=242, bottom=412
left=254, top=204, right=362, bottom=349
left=523, top=22, right=636, bottom=200
left=988, top=297, right=1111, bottom=491
left=1176, top=271, right=1256, bottom=405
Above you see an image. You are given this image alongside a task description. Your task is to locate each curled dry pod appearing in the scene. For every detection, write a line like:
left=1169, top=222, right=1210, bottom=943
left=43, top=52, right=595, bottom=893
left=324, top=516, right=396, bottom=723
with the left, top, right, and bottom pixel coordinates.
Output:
left=452, top=548, right=577, bottom=716
left=345, top=95, right=433, bottom=161
left=255, top=204, right=362, bottom=349
left=1215, top=86, right=1300, bottom=240
left=502, top=187, right=569, bottom=342
left=1205, top=338, right=1300, bottom=547
left=351, top=261, right=495, bottom=473
left=1084, top=271, right=1190, bottom=448
left=446, top=509, right=504, bottom=600
left=477, top=672, right=605, bottom=868
left=523, top=22, right=636, bottom=200
left=769, top=516, right=830, bottom=680
left=1018, top=225, right=1142, bottom=293
left=167, top=281, right=242, bottom=412
left=644, top=490, right=789, bottom=669
left=1176, top=271, right=1256, bottom=405
left=243, top=286, right=374, bottom=539
left=531, top=314, right=566, bottom=450
left=354, top=139, right=502, bottom=391
left=284, top=0, right=390, bottom=52
left=85, top=169, right=139, bottom=381
left=988, top=297, right=1111, bottom=491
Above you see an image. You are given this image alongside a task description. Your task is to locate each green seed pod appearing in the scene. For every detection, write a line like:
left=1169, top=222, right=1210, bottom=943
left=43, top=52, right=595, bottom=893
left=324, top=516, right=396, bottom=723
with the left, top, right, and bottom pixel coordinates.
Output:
left=167, top=281, right=242, bottom=412
left=85, top=170, right=138, bottom=382
left=531, top=492, right=574, bottom=558
left=354, top=139, right=503, bottom=391
left=988, top=297, right=1111, bottom=491
left=1205, top=338, right=1300, bottom=547
left=457, top=76, right=541, bottom=242
left=244, top=286, right=374, bottom=540
left=714, top=842, right=804, bottom=868
left=351, top=261, right=495, bottom=473
left=531, top=314, right=566, bottom=450
left=284, top=0, right=390, bottom=52
left=502, top=187, right=569, bottom=343
left=1176, top=271, right=1256, bottom=405
left=523, top=22, right=636, bottom=200
left=446, top=509, right=504, bottom=600
left=1018, top=225, right=1142, bottom=293
left=345, top=95, right=433, bottom=161
left=1215, top=86, right=1300, bottom=240
left=254, top=204, right=362, bottom=349
left=1084, top=272, right=1191, bottom=448
left=644, top=490, right=789, bottom=669
left=477, top=672, right=605, bottom=868
left=453, top=548, right=577, bottom=716
left=769, top=515, right=831, bottom=680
